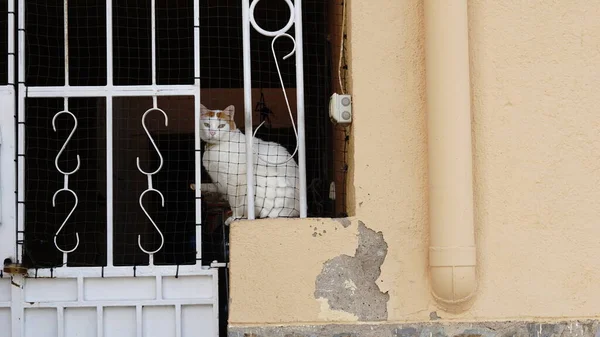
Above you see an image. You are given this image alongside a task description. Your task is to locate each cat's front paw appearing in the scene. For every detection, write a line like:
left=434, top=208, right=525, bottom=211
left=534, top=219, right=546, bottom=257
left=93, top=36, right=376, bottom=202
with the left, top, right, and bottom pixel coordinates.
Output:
left=225, top=214, right=245, bottom=226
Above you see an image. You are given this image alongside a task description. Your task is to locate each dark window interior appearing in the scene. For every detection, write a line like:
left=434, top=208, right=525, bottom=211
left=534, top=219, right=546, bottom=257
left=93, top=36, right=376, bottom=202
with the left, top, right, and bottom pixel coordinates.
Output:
left=0, top=0, right=7, bottom=85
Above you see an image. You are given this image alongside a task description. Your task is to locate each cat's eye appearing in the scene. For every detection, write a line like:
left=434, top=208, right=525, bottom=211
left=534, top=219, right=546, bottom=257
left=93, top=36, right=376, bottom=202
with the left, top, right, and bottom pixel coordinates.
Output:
left=203, top=123, right=210, bottom=127
left=218, top=124, right=226, bottom=129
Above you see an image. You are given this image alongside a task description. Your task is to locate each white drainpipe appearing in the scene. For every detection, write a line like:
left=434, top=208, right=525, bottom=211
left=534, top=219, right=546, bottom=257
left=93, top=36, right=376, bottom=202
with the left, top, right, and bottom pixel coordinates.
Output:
left=424, top=0, right=477, bottom=309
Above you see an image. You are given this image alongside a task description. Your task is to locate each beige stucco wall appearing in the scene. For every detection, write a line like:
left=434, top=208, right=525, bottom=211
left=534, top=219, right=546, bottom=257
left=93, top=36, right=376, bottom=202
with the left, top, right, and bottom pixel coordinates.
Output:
left=229, top=0, right=600, bottom=325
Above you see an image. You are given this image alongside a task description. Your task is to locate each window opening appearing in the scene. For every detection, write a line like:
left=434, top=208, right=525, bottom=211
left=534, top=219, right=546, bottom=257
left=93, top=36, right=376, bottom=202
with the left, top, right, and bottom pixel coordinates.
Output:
left=15, top=0, right=344, bottom=335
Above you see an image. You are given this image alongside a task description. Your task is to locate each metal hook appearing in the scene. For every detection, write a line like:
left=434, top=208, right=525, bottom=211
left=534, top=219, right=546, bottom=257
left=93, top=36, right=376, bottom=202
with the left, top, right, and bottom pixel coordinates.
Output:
left=52, top=110, right=81, bottom=175
left=52, top=188, right=80, bottom=254
left=137, top=188, right=165, bottom=255
left=271, top=33, right=296, bottom=60
left=136, top=107, right=169, bottom=176
left=251, top=33, right=299, bottom=166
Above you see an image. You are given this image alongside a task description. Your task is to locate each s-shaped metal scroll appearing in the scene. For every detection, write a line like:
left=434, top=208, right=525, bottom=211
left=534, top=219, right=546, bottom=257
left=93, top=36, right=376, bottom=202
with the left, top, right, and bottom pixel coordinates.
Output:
left=136, top=107, right=168, bottom=256
left=52, top=110, right=81, bottom=255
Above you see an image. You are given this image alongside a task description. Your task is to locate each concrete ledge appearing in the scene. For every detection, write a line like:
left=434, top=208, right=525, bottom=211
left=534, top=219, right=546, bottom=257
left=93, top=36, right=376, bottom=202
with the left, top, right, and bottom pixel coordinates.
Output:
left=229, top=320, right=600, bottom=337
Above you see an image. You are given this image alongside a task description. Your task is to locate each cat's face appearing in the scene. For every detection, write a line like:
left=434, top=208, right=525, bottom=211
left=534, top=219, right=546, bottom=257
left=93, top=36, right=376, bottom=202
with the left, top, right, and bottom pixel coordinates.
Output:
left=200, top=104, right=236, bottom=143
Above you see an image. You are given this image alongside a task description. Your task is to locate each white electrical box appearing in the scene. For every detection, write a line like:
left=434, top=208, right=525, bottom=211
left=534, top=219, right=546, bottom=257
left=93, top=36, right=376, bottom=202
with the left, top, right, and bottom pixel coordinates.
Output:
left=329, top=93, right=352, bottom=124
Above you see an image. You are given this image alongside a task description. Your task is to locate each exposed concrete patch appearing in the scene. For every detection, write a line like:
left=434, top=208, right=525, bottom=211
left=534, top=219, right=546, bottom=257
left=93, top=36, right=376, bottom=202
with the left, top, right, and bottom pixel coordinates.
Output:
left=229, top=320, right=600, bottom=337
left=430, top=311, right=442, bottom=320
left=314, top=220, right=389, bottom=321
left=334, top=217, right=352, bottom=228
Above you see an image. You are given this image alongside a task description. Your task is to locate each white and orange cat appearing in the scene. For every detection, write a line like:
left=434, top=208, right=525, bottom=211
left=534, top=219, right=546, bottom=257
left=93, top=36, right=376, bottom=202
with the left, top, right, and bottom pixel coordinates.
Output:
left=200, top=104, right=300, bottom=225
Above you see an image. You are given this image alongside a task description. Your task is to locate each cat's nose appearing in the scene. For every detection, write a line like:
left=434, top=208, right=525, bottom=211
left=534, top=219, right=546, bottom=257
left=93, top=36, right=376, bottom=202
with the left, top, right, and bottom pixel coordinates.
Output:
left=209, top=131, right=216, bottom=136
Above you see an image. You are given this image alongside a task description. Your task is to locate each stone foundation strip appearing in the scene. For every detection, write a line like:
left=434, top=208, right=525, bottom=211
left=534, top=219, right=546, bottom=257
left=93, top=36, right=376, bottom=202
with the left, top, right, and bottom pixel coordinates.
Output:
left=229, top=320, right=600, bottom=337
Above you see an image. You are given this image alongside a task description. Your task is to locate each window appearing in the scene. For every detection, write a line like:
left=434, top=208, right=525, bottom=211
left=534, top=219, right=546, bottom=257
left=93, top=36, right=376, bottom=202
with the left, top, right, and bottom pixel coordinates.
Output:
left=5, top=1, right=346, bottom=335
left=21, top=0, right=340, bottom=269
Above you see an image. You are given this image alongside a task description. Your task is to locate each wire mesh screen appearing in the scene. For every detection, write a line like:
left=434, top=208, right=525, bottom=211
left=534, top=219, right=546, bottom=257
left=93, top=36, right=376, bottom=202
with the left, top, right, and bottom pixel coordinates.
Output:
left=21, top=0, right=201, bottom=267
left=24, top=97, right=107, bottom=268
left=199, top=0, right=334, bottom=219
left=329, top=0, right=350, bottom=217
left=113, top=0, right=195, bottom=85
left=21, top=0, right=340, bottom=270
left=112, top=96, right=197, bottom=266
left=304, top=0, right=336, bottom=217
left=20, top=1, right=341, bottom=335
left=25, top=0, right=65, bottom=86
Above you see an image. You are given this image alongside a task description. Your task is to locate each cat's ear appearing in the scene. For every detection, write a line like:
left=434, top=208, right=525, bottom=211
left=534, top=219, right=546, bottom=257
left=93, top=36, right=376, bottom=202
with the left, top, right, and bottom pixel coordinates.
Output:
left=200, top=104, right=210, bottom=116
left=223, top=105, right=235, bottom=118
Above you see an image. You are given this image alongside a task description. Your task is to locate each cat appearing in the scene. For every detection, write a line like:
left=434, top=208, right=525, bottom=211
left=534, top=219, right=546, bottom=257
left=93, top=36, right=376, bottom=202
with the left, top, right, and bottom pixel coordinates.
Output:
left=199, top=104, right=300, bottom=225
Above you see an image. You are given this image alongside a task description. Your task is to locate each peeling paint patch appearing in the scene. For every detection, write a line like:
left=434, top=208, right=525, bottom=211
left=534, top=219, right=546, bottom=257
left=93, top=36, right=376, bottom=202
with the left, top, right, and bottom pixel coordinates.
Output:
left=316, top=298, right=359, bottom=321
left=334, top=217, right=352, bottom=228
left=314, top=220, right=389, bottom=321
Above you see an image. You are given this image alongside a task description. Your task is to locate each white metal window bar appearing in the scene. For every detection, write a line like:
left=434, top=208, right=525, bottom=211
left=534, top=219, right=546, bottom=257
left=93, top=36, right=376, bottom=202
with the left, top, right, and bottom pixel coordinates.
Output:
left=242, top=0, right=308, bottom=219
left=16, top=0, right=203, bottom=271
left=0, top=0, right=17, bottom=230
left=16, top=0, right=25, bottom=263
left=8, top=0, right=14, bottom=87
